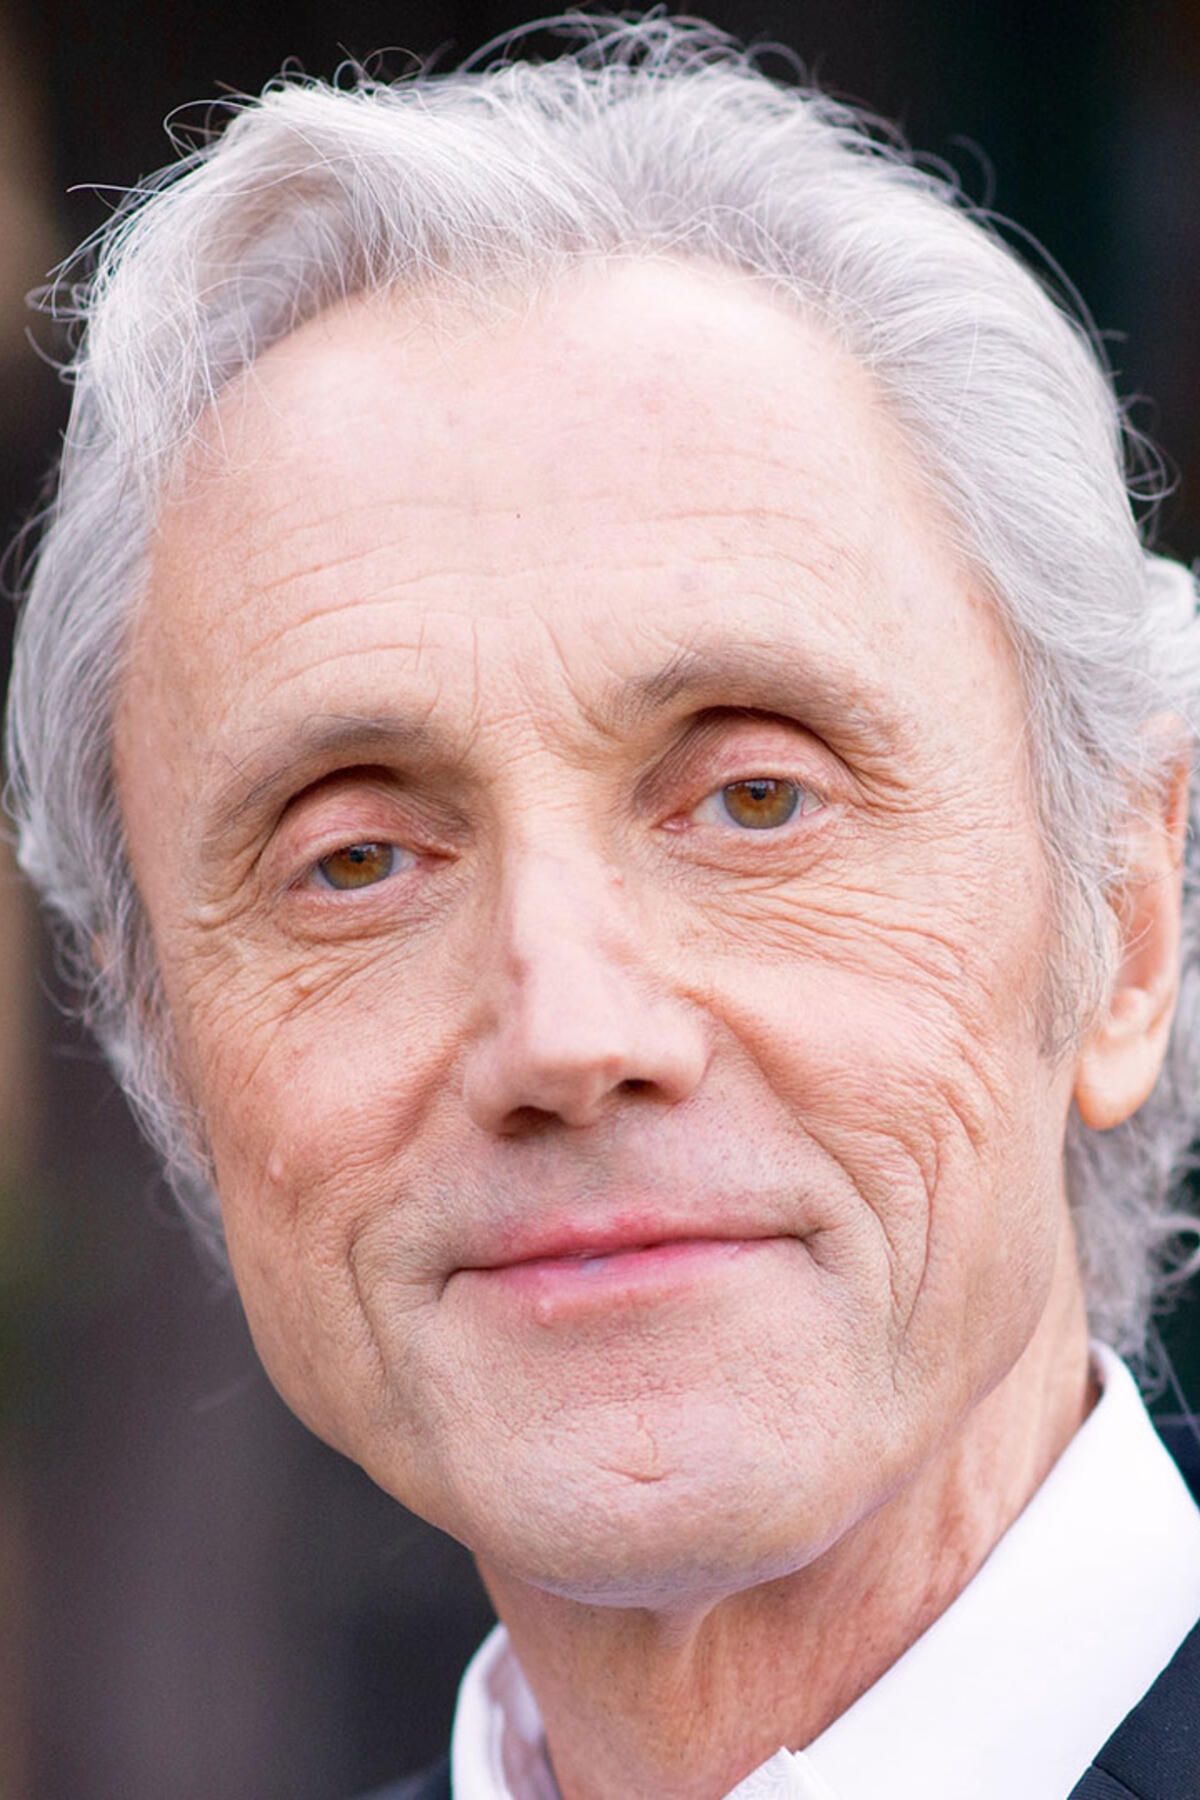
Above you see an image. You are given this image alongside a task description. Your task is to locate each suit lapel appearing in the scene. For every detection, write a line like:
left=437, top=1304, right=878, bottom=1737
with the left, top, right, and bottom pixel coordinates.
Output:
left=1068, top=1771, right=1141, bottom=1799
left=1066, top=1613, right=1200, bottom=1799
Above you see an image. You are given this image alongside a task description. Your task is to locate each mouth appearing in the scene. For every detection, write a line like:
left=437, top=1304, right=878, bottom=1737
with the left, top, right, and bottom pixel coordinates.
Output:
left=454, top=1228, right=787, bottom=1315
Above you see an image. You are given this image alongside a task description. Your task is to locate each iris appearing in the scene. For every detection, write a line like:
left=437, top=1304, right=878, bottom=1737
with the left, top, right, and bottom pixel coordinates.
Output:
left=316, top=842, right=399, bottom=890
left=720, top=779, right=801, bottom=829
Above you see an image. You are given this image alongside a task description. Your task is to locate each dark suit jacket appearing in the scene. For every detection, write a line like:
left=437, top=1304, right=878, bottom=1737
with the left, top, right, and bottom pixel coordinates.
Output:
left=1065, top=1417, right=1200, bottom=1800
left=362, top=1419, right=1200, bottom=1800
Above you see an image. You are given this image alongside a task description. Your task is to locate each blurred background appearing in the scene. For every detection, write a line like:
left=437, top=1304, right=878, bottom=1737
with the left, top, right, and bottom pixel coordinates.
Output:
left=2, top=1, right=1200, bottom=1795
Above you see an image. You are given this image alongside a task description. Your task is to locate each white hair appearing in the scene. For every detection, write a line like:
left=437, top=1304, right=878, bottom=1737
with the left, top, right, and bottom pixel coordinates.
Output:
left=6, top=14, right=1200, bottom=1359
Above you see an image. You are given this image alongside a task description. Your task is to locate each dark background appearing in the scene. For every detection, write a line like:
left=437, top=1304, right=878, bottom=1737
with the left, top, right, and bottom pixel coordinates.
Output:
left=2, top=3, right=1200, bottom=1797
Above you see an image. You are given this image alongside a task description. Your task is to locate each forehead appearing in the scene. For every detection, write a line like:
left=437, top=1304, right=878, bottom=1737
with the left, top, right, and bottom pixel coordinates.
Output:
left=131, top=257, right=1016, bottom=801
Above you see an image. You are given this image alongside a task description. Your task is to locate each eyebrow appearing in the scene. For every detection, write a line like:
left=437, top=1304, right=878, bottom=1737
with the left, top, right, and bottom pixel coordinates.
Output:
left=202, top=639, right=905, bottom=851
left=203, top=711, right=447, bottom=852
left=602, top=638, right=906, bottom=759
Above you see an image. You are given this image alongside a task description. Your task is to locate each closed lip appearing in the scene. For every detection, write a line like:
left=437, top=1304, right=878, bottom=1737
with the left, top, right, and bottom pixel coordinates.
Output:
left=457, top=1215, right=789, bottom=1274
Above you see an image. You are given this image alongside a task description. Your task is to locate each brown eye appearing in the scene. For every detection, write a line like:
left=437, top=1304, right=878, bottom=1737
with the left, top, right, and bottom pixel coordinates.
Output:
left=315, top=842, right=402, bottom=890
left=719, top=779, right=801, bottom=829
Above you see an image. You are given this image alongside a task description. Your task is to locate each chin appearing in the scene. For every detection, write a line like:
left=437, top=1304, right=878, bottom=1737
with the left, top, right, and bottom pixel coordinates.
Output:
left=426, top=1424, right=864, bottom=1610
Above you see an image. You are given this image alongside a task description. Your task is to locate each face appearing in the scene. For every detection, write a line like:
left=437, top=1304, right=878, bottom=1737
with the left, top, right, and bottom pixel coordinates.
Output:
left=116, top=260, right=1079, bottom=1604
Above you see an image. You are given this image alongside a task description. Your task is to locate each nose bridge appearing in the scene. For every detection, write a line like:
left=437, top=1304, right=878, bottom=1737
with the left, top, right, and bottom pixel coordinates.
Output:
left=502, top=837, right=629, bottom=984
left=462, top=831, right=707, bottom=1132
left=494, top=836, right=652, bottom=1072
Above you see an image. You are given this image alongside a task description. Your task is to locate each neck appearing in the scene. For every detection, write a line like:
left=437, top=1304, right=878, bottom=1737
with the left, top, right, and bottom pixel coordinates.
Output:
left=478, top=1273, right=1094, bottom=1800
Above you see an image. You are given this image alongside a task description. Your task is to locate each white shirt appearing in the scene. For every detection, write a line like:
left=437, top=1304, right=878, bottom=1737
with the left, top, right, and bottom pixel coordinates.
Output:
left=449, top=1345, right=1200, bottom=1800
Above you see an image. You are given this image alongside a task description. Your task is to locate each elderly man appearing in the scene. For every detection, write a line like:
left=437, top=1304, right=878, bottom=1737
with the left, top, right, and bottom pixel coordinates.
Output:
left=7, top=17, right=1200, bottom=1800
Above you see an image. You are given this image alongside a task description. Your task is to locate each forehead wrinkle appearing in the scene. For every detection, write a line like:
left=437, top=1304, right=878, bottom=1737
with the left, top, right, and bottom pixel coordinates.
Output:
left=215, top=541, right=710, bottom=655
left=198, top=639, right=438, bottom=763
left=240, top=512, right=823, bottom=598
left=216, top=588, right=433, bottom=674
left=238, top=512, right=588, bottom=597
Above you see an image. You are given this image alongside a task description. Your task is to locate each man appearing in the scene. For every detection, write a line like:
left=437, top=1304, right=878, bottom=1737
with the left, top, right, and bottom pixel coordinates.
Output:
left=7, top=17, right=1200, bottom=1799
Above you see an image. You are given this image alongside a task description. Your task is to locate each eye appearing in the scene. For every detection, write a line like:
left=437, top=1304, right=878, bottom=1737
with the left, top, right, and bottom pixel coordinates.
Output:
left=693, top=777, right=822, bottom=831
left=313, top=841, right=409, bottom=890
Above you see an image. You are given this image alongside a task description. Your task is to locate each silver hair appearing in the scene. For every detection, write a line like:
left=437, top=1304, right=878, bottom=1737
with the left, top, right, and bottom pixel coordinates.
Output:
left=6, top=15, right=1200, bottom=1360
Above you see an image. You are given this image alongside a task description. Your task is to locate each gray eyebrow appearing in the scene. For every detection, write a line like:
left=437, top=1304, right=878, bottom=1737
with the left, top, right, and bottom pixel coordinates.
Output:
left=605, top=639, right=906, bottom=759
left=202, top=640, right=905, bottom=852
left=203, top=711, right=447, bottom=850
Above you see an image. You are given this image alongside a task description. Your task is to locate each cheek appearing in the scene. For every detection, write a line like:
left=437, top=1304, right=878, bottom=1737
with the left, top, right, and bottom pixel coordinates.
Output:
left=173, top=961, right=462, bottom=1440
left=181, top=944, right=444, bottom=1190
left=704, top=934, right=1070, bottom=1369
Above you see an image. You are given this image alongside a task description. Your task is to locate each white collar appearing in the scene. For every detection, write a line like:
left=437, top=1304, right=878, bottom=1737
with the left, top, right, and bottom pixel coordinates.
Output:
left=450, top=1346, right=1200, bottom=1800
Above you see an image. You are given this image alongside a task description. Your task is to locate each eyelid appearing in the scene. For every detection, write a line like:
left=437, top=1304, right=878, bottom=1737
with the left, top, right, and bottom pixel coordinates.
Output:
left=272, top=783, right=461, bottom=894
left=271, top=767, right=466, bottom=857
left=640, top=710, right=842, bottom=814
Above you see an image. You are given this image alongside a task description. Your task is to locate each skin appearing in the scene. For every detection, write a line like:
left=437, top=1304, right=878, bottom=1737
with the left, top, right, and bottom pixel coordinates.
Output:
left=114, top=260, right=1185, bottom=1799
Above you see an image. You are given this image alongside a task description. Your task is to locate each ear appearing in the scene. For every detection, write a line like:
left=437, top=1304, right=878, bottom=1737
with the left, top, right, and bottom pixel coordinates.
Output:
left=1073, top=721, right=1191, bottom=1131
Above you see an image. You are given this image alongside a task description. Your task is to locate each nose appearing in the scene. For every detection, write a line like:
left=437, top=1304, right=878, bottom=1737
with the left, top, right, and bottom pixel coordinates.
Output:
left=461, top=850, right=710, bottom=1135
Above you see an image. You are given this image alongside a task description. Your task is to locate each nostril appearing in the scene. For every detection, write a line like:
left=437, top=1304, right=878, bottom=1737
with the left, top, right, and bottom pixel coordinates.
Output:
left=498, top=1083, right=653, bottom=1136
left=500, top=1104, right=561, bottom=1138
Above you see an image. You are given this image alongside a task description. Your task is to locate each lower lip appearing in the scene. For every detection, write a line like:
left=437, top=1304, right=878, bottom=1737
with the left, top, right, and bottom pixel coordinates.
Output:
left=464, top=1237, right=774, bottom=1313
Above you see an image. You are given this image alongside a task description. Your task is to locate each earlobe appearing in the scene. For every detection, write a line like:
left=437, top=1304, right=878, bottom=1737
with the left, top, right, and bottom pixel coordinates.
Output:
left=1074, top=986, right=1176, bottom=1130
left=1073, top=728, right=1191, bottom=1132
